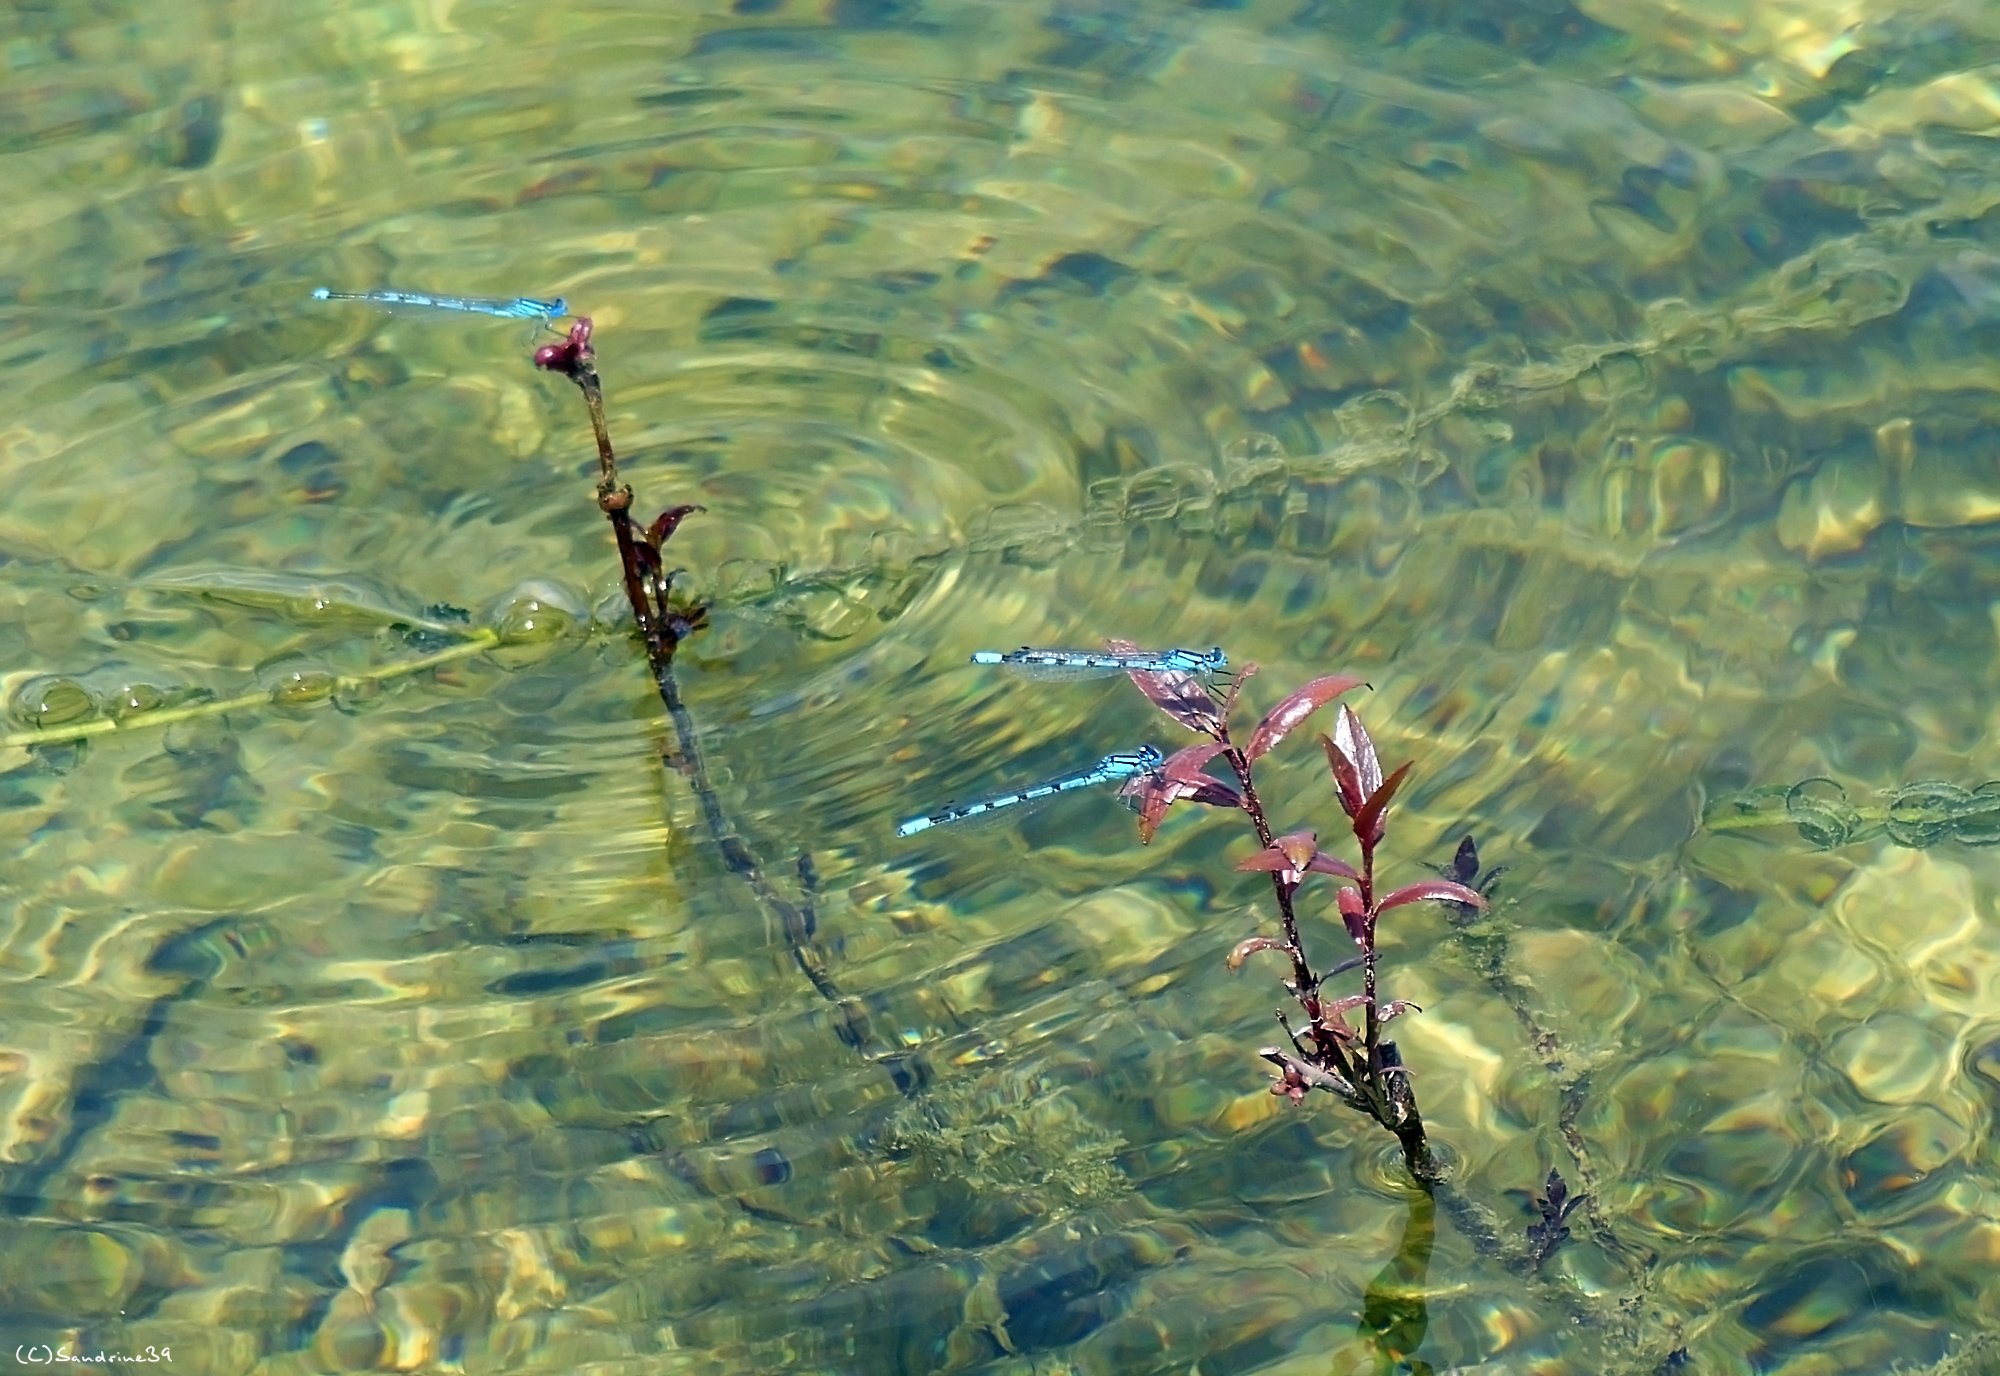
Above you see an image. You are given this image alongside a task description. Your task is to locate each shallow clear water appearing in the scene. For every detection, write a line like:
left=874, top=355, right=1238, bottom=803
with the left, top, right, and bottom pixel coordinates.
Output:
left=4, top=0, right=2000, bottom=1372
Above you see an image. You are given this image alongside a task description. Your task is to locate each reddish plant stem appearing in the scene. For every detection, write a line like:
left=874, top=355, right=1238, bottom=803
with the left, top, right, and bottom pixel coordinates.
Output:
left=1219, top=735, right=1369, bottom=1100
left=1359, top=838, right=1380, bottom=1078
left=567, top=358, right=669, bottom=655
left=538, top=322, right=922, bottom=1096
left=1212, top=707, right=1438, bottom=1183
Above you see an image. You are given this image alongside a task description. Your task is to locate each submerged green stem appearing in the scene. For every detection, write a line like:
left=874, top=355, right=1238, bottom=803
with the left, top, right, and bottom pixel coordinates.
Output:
left=0, top=629, right=502, bottom=751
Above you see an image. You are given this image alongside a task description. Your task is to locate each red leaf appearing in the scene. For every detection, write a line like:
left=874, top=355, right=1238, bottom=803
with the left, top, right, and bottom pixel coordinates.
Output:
left=648, top=504, right=705, bottom=547
left=1163, top=742, right=1231, bottom=782
left=1378, top=879, right=1487, bottom=914
left=1335, top=886, right=1367, bottom=944
left=1322, top=735, right=1365, bottom=818
left=1121, top=744, right=1241, bottom=844
left=1246, top=675, right=1366, bottom=762
left=1158, top=743, right=1243, bottom=809
left=1274, top=828, right=1316, bottom=868
left=1332, top=705, right=1382, bottom=801
left=1181, top=778, right=1244, bottom=807
left=1236, top=849, right=1292, bottom=873
left=1110, top=638, right=1225, bottom=737
left=1226, top=935, right=1286, bottom=971
left=1352, top=760, right=1411, bottom=850
left=1123, top=772, right=1174, bottom=844
left=631, top=537, right=663, bottom=582
left=1319, top=995, right=1365, bottom=1045
left=1236, top=829, right=1359, bottom=887
left=1237, top=835, right=1311, bottom=887
left=1305, top=852, right=1360, bottom=881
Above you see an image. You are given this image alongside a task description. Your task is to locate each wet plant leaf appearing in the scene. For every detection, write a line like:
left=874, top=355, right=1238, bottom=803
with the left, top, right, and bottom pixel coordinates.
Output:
left=1246, top=674, right=1365, bottom=762
left=1273, top=828, right=1319, bottom=871
left=1353, top=760, right=1412, bottom=851
left=1237, top=835, right=1308, bottom=884
left=648, top=504, right=704, bottom=547
left=1323, top=734, right=1366, bottom=817
left=1710, top=775, right=2000, bottom=850
left=1332, top=704, right=1382, bottom=799
left=1127, top=774, right=1173, bottom=844
left=1111, top=637, right=1224, bottom=736
left=1124, top=744, right=1238, bottom=842
left=1526, top=1167, right=1587, bottom=1271
left=1447, top=835, right=1479, bottom=885
left=1236, top=829, right=1360, bottom=885
left=1378, top=878, right=1486, bottom=914
left=1784, top=777, right=1855, bottom=848
left=1883, top=779, right=1971, bottom=848
left=1314, top=994, right=1368, bottom=1050
left=1959, top=780, right=2000, bottom=846
left=1160, top=742, right=1236, bottom=794
left=1336, top=886, right=1367, bottom=944
left=1431, top=834, right=1501, bottom=923
left=1226, top=935, right=1287, bottom=971
left=631, top=537, right=663, bottom=583
left=1309, top=852, right=1361, bottom=880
